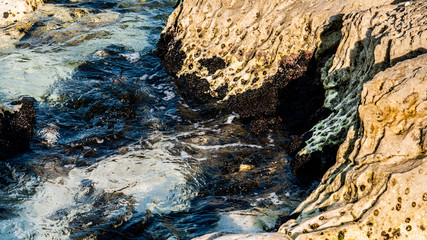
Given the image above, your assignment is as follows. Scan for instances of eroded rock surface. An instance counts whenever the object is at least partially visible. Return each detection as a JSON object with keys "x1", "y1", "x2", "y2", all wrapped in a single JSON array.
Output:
[
  {"x1": 0, "y1": 0, "x2": 43, "y2": 27},
  {"x1": 158, "y1": 0, "x2": 395, "y2": 126},
  {"x1": 279, "y1": 54, "x2": 427, "y2": 239},
  {"x1": 0, "y1": 97, "x2": 36, "y2": 160},
  {"x1": 305, "y1": 1, "x2": 427, "y2": 153}
]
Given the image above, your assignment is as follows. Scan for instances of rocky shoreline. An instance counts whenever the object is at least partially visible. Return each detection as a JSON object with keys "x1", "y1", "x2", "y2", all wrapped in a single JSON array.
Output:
[
  {"x1": 0, "y1": 0, "x2": 425, "y2": 238},
  {"x1": 159, "y1": 0, "x2": 426, "y2": 239}
]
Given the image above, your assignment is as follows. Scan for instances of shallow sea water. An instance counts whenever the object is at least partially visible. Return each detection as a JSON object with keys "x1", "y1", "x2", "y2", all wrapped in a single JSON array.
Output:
[{"x1": 0, "y1": 1, "x2": 314, "y2": 239}]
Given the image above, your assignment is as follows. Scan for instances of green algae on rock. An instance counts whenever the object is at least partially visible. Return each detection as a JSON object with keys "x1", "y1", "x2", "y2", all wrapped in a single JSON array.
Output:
[
  {"x1": 279, "y1": 53, "x2": 427, "y2": 240},
  {"x1": 304, "y1": 1, "x2": 427, "y2": 154}
]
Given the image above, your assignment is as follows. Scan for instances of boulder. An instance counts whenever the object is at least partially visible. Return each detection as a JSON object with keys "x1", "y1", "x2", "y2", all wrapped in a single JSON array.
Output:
[
  {"x1": 279, "y1": 53, "x2": 427, "y2": 239},
  {"x1": 0, "y1": 97, "x2": 36, "y2": 160},
  {"x1": 158, "y1": 0, "x2": 396, "y2": 131},
  {"x1": 0, "y1": 0, "x2": 43, "y2": 27}
]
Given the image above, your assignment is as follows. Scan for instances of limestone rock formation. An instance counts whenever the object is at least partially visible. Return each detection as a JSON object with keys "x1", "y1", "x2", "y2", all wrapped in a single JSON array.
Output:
[
  {"x1": 0, "y1": 0, "x2": 43, "y2": 27},
  {"x1": 279, "y1": 53, "x2": 427, "y2": 239},
  {"x1": 291, "y1": 0, "x2": 427, "y2": 180},
  {"x1": 305, "y1": 0, "x2": 427, "y2": 153},
  {"x1": 158, "y1": 0, "x2": 395, "y2": 127},
  {"x1": 0, "y1": 97, "x2": 36, "y2": 160}
]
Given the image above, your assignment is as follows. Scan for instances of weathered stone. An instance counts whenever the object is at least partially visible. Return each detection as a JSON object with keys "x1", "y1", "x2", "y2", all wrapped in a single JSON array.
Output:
[
  {"x1": 305, "y1": 1, "x2": 427, "y2": 153},
  {"x1": 0, "y1": 97, "x2": 36, "y2": 160},
  {"x1": 158, "y1": 0, "x2": 396, "y2": 126},
  {"x1": 0, "y1": 0, "x2": 42, "y2": 27},
  {"x1": 279, "y1": 54, "x2": 427, "y2": 239}
]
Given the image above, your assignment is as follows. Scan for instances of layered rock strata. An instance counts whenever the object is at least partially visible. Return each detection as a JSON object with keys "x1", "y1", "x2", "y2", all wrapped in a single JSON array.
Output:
[
  {"x1": 293, "y1": 0, "x2": 427, "y2": 180},
  {"x1": 0, "y1": 97, "x2": 36, "y2": 160},
  {"x1": 158, "y1": 0, "x2": 396, "y2": 132},
  {"x1": 279, "y1": 53, "x2": 427, "y2": 240}
]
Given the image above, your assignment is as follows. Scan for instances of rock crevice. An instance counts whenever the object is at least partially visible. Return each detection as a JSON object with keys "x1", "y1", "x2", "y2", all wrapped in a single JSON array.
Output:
[{"x1": 279, "y1": 53, "x2": 427, "y2": 239}]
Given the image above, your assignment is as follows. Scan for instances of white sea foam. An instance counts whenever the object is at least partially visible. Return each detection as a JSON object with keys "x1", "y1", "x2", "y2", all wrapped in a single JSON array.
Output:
[
  {"x1": 0, "y1": 135, "x2": 197, "y2": 239},
  {"x1": 38, "y1": 123, "x2": 60, "y2": 146},
  {"x1": 225, "y1": 113, "x2": 238, "y2": 124},
  {"x1": 254, "y1": 192, "x2": 285, "y2": 205},
  {"x1": 0, "y1": 11, "x2": 150, "y2": 100},
  {"x1": 120, "y1": 52, "x2": 141, "y2": 63},
  {"x1": 215, "y1": 208, "x2": 279, "y2": 233}
]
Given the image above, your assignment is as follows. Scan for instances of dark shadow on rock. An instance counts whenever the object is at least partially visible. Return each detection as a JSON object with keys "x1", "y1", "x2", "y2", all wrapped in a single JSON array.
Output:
[
  {"x1": 0, "y1": 97, "x2": 36, "y2": 160},
  {"x1": 289, "y1": 40, "x2": 427, "y2": 182}
]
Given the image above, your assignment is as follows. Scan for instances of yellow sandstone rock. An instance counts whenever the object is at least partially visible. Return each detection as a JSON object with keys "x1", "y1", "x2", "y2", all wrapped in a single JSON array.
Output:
[
  {"x1": 305, "y1": 1, "x2": 427, "y2": 153},
  {"x1": 162, "y1": 0, "x2": 395, "y2": 101},
  {"x1": 0, "y1": 0, "x2": 43, "y2": 27},
  {"x1": 279, "y1": 53, "x2": 427, "y2": 240}
]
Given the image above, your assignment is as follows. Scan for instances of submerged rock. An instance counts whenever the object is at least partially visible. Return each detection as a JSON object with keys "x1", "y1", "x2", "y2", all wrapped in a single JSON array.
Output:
[
  {"x1": 0, "y1": 2, "x2": 119, "y2": 50},
  {"x1": 0, "y1": 97, "x2": 36, "y2": 160},
  {"x1": 279, "y1": 53, "x2": 427, "y2": 239}
]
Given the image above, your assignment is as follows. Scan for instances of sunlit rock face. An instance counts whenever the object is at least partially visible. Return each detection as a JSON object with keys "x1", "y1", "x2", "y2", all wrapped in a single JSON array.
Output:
[
  {"x1": 291, "y1": 0, "x2": 427, "y2": 180},
  {"x1": 0, "y1": 0, "x2": 43, "y2": 27},
  {"x1": 305, "y1": 1, "x2": 427, "y2": 153},
  {"x1": 279, "y1": 53, "x2": 427, "y2": 239},
  {"x1": 161, "y1": 0, "x2": 427, "y2": 239},
  {"x1": 158, "y1": 0, "x2": 395, "y2": 125}
]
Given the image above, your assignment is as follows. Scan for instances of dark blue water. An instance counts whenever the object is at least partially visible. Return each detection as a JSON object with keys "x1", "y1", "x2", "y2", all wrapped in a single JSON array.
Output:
[{"x1": 0, "y1": 1, "x2": 313, "y2": 239}]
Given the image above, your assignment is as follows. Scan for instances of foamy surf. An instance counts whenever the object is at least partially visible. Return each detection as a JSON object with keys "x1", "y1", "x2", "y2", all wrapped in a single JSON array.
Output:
[
  {"x1": 0, "y1": 7, "x2": 150, "y2": 100},
  {"x1": 0, "y1": 135, "x2": 198, "y2": 239}
]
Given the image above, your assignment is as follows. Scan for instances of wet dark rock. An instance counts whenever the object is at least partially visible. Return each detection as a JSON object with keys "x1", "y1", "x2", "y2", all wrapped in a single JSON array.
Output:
[
  {"x1": 290, "y1": 144, "x2": 338, "y2": 183},
  {"x1": 0, "y1": 97, "x2": 36, "y2": 160},
  {"x1": 157, "y1": 32, "x2": 185, "y2": 76},
  {"x1": 159, "y1": 32, "x2": 327, "y2": 137},
  {"x1": 199, "y1": 57, "x2": 227, "y2": 74}
]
